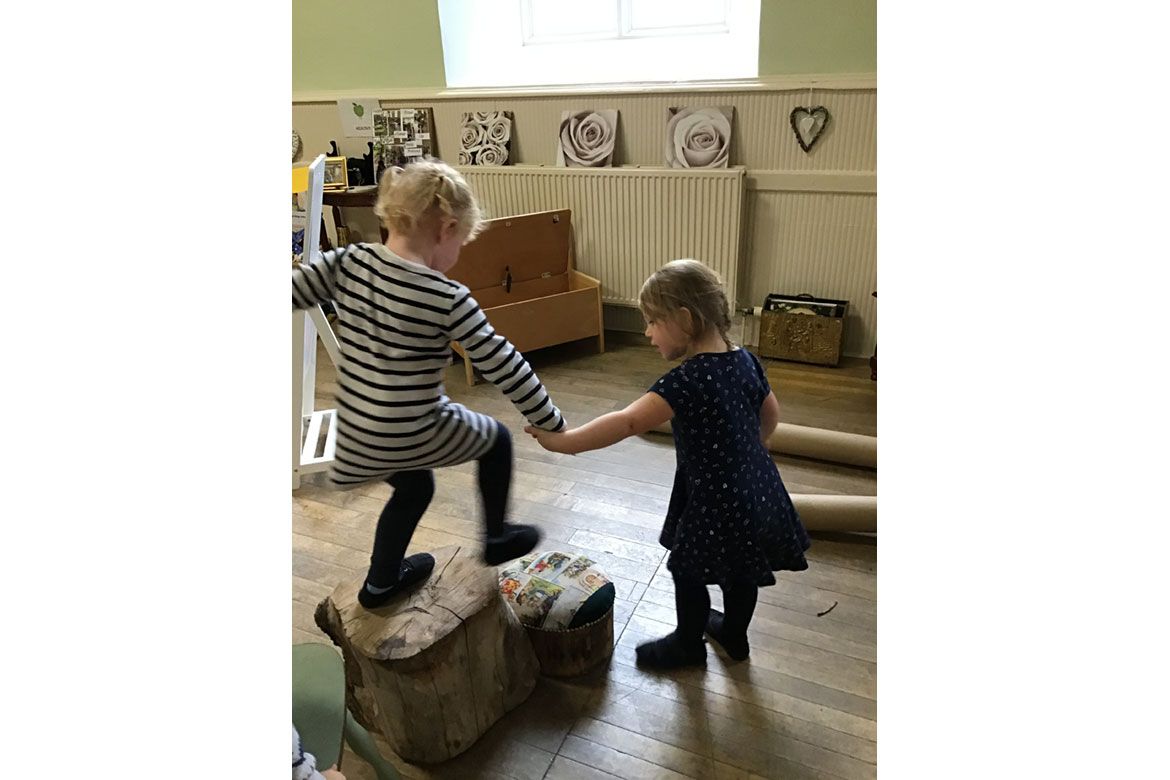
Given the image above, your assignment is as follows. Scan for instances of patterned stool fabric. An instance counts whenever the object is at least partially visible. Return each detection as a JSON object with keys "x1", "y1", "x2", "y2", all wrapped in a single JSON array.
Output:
[{"x1": 499, "y1": 551, "x2": 615, "y2": 630}]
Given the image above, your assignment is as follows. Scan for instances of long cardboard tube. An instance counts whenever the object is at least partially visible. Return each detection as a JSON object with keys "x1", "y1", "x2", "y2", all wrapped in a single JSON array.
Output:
[
  {"x1": 791, "y1": 494, "x2": 876, "y2": 533},
  {"x1": 651, "y1": 422, "x2": 877, "y2": 469}
]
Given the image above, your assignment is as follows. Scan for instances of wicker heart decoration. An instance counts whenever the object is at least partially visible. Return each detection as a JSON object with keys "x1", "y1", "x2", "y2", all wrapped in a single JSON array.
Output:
[{"x1": 789, "y1": 106, "x2": 831, "y2": 153}]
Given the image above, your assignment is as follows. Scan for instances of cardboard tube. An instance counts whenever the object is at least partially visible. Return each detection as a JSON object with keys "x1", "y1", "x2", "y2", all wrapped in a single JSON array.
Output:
[
  {"x1": 791, "y1": 494, "x2": 876, "y2": 533},
  {"x1": 651, "y1": 422, "x2": 877, "y2": 469}
]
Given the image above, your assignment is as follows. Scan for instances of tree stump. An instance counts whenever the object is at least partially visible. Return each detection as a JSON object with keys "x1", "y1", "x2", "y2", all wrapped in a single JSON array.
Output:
[{"x1": 314, "y1": 545, "x2": 539, "y2": 764}]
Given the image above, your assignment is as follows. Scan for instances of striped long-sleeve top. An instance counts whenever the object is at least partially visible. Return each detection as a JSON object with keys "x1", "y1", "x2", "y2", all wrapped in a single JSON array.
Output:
[{"x1": 292, "y1": 242, "x2": 566, "y2": 487}]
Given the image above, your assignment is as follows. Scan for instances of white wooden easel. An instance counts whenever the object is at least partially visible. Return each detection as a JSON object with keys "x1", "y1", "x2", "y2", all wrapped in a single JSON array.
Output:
[{"x1": 292, "y1": 154, "x2": 343, "y2": 489}]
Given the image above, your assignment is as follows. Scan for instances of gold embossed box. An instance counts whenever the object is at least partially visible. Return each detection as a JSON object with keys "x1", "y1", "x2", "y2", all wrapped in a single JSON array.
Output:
[{"x1": 757, "y1": 293, "x2": 848, "y2": 366}]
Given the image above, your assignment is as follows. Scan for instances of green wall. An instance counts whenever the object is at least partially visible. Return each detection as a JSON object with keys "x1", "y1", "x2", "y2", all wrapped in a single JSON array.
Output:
[
  {"x1": 758, "y1": 0, "x2": 876, "y2": 76},
  {"x1": 292, "y1": 0, "x2": 874, "y2": 93},
  {"x1": 292, "y1": 0, "x2": 446, "y2": 92}
]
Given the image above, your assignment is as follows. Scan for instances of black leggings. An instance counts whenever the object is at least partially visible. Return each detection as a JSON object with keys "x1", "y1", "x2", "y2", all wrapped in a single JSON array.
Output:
[
  {"x1": 365, "y1": 420, "x2": 513, "y2": 588},
  {"x1": 672, "y1": 570, "x2": 759, "y2": 646}
]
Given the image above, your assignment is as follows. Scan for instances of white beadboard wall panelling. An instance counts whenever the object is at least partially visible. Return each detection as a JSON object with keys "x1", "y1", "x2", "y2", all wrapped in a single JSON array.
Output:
[
  {"x1": 458, "y1": 166, "x2": 745, "y2": 307},
  {"x1": 748, "y1": 171, "x2": 875, "y2": 194},
  {"x1": 292, "y1": 85, "x2": 875, "y2": 173},
  {"x1": 369, "y1": 90, "x2": 875, "y2": 171},
  {"x1": 745, "y1": 190, "x2": 877, "y2": 357}
]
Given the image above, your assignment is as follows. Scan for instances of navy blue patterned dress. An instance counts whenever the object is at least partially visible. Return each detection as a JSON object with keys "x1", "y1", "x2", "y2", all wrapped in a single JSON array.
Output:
[{"x1": 650, "y1": 348, "x2": 810, "y2": 586}]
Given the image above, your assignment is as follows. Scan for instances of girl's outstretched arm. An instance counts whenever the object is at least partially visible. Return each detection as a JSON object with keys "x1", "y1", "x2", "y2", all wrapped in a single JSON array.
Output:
[
  {"x1": 760, "y1": 390, "x2": 780, "y2": 444},
  {"x1": 292, "y1": 246, "x2": 346, "y2": 310},
  {"x1": 526, "y1": 392, "x2": 673, "y2": 455},
  {"x1": 444, "y1": 287, "x2": 566, "y2": 432}
]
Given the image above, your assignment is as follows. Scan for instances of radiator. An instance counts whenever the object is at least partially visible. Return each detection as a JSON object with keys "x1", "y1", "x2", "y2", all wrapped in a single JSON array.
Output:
[{"x1": 457, "y1": 166, "x2": 746, "y2": 306}]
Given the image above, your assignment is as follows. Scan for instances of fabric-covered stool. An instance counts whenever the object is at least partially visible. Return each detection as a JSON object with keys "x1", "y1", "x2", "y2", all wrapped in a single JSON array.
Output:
[{"x1": 499, "y1": 551, "x2": 616, "y2": 676}]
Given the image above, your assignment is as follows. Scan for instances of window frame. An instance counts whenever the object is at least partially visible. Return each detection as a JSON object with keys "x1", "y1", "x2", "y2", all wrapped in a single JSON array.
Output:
[
  {"x1": 519, "y1": 0, "x2": 732, "y2": 46},
  {"x1": 437, "y1": 0, "x2": 759, "y2": 89}
]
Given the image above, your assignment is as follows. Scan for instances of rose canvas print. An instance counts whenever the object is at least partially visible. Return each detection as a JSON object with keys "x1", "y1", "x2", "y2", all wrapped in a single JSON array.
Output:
[
  {"x1": 664, "y1": 106, "x2": 733, "y2": 168},
  {"x1": 460, "y1": 110, "x2": 513, "y2": 165},
  {"x1": 557, "y1": 109, "x2": 618, "y2": 167}
]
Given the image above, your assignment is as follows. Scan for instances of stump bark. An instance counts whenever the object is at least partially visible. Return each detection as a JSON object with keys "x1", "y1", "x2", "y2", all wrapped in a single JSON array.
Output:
[{"x1": 314, "y1": 545, "x2": 539, "y2": 764}]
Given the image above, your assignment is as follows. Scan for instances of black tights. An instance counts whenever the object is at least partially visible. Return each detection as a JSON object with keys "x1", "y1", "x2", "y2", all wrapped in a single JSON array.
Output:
[
  {"x1": 672, "y1": 570, "x2": 759, "y2": 647},
  {"x1": 366, "y1": 421, "x2": 513, "y2": 588}
]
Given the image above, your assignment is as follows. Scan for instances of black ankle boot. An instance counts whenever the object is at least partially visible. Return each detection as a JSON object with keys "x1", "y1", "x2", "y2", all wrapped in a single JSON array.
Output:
[
  {"x1": 357, "y1": 552, "x2": 436, "y2": 609},
  {"x1": 704, "y1": 609, "x2": 750, "y2": 661},
  {"x1": 483, "y1": 523, "x2": 541, "y2": 565},
  {"x1": 635, "y1": 633, "x2": 707, "y2": 670}
]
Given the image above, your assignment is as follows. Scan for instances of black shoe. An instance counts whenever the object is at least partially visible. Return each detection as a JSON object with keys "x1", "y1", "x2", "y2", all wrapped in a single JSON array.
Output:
[
  {"x1": 704, "y1": 609, "x2": 750, "y2": 661},
  {"x1": 357, "y1": 552, "x2": 436, "y2": 609},
  {"x1": 483, "y1": 523, "x2": 541, "y2": 566},
  {"x1": 634, "y1": 633, "x2": 707, "y2": 670}
]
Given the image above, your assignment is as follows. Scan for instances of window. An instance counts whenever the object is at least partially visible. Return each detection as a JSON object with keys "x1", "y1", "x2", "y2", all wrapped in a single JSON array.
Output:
[{"x1": 437, "y1": 0, "x2": 760, "y2": 89}]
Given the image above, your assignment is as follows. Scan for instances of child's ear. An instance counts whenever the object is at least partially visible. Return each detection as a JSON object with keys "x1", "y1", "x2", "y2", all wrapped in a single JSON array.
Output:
[
  {"x1": 676, "y1": 307, "x2": 695, "y2": 334},
  {"x1": 441, "y1": 217, "x2": 462, "y2": 242}
]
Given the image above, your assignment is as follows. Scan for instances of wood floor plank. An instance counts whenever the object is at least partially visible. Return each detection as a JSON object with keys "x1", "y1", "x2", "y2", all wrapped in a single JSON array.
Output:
[
  {"x1": 397, "y1": 737, "x2": 555, "y2": 780},
  {"x1": 581, "y1": 691, "x2": 840, "y2": 780},
  {"x1": 570, "y1": 718, "x2": 750, "y2": 780},
  {"x1": 292, "y1": 574, "x2": 332, "y2": 606},
  {"x1": 513, "y1": 457, "x2": 674, "y2": 501},
  {"x1": 558, "y1": 734, "x2": 693, "y2": 780},
  {"x1": 501, "y1": 677, "x2": 598, "y2": 755},
  {"x1": 293, "y1": 627, "x2": 321, "y2": 646},
  {"x1": 294, "y1": 481, "x2": 389, "y2": 515},
  {"x1": 569, "y1": 529, "x2": 667, "y2": 566},
  {"x1": 616, "y1": 626, "x2": 877, "y2": 720},
  {"x1": 292, "y1": 599, "x2": 328, "y2": 641},
  {"x1": 773, "y1": 456, "x2": 878, "y2": 496},
  {"x1": 292, "y1": 551, "x2": 359, "y2": 589},
  {"x1": 545, "y1": 755, "x2": 622, "y2": 780},
  {"x1": 617, "y1": 687, "x2": 875, "y2": 779},
  {"x1": 776, "y1": 565, "x2": 877, "y2": 601},
  {"x1": 604, "y1": 649, "x2": 877, "y2": 743},
  {"x1": 804, "y1": 537, "x2": 877, "y2": 573},
  {"x1": 565, "y1": 480, "x2": 671, "y2": 515},
  {"x1": 597, "y1": 661, "x2": 877, "y2": 764}
]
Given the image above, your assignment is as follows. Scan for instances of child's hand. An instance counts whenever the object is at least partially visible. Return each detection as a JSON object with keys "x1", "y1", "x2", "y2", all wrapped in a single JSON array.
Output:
[
  {"x1": 322, "y1": 767, "x2": 346, "y2": 780},
  {"x1": 524, "y1": 425, "x2": 573, "y2": 454}
]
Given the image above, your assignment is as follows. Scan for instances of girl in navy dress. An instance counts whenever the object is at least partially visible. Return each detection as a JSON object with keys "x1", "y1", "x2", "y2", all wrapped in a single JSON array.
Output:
[{"x1": 526, "y1": 259, "x2": 810, "y2": 669}]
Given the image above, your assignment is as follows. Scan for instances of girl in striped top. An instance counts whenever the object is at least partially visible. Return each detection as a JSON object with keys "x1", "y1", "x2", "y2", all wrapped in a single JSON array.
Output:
[{"x1": 292, "y1": 159, "x2": 566, "y2": 609}]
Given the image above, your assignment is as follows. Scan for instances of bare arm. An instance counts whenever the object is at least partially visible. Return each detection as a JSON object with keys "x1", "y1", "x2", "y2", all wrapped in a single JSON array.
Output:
[
  {"x1": 759, "y1": 390, "x2": 780, "y2": 444},
  {"x1": 526, "y1": 392, "x2": 673, "y2": 455}
]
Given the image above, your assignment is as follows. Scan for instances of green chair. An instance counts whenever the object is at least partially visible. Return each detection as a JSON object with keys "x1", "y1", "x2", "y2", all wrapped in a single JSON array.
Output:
[{"x1": 292, "y1": 643, "x2": 401, "y2": 780}]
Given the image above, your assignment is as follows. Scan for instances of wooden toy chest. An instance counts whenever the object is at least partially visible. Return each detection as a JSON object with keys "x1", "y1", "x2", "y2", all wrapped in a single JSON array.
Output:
[{"x1": 447, "y1": 208, "x2": 604, "y2": 385}]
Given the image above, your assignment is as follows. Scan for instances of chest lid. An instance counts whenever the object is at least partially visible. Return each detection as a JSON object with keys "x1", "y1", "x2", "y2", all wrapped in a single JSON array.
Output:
[{"x1": 449, "y1": 208, "x2": 573, "y2": 292}]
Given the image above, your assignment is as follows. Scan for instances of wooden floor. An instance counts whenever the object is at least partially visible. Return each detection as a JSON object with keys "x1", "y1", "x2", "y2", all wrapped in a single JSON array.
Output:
[{"x1": 293, "y1": 333, "x2": 877, "y2": 780}]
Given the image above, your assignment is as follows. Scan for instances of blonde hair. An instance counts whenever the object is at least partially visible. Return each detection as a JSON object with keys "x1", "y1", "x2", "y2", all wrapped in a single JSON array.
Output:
[
  {"x1": 639, "y1": 259, "x2": 734, "y2": 349},
  {"x1": 373, "y1": 158, "x2": 485, "y2": 241}
]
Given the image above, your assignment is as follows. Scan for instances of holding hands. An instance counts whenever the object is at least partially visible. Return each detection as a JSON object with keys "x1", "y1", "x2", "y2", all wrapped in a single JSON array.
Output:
[
  {"x1": 525, "y1": 393, "x2": 673, "y2": 456},
  {"x1": 524, "y1": 425, "x2": 574, "y2": 454}
]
